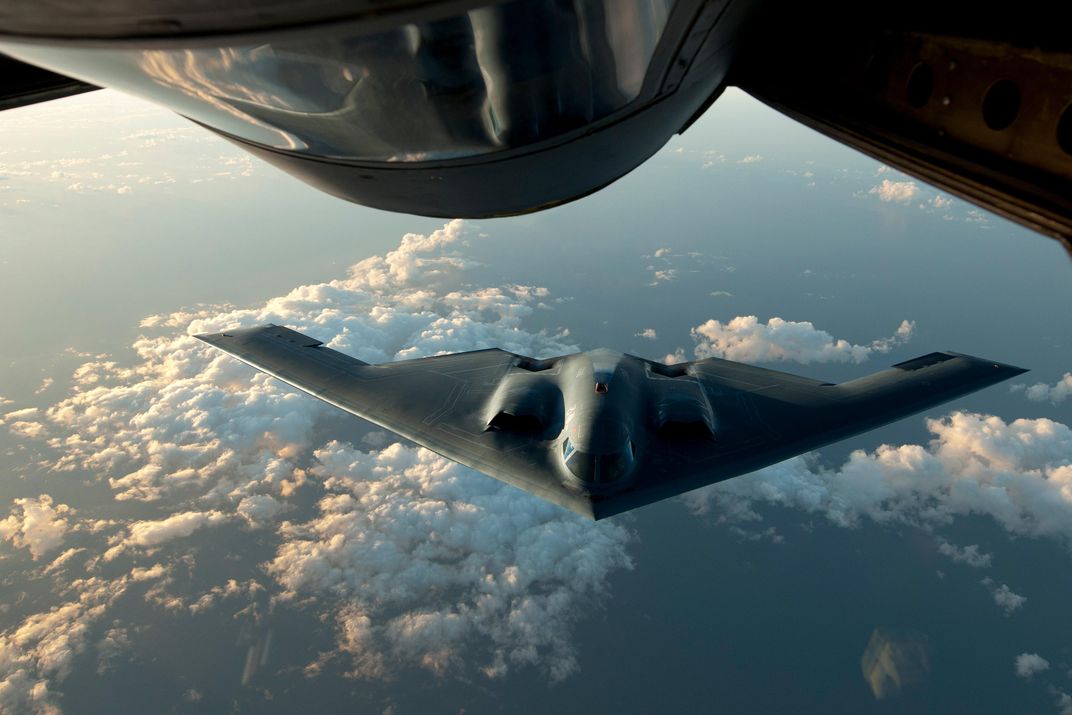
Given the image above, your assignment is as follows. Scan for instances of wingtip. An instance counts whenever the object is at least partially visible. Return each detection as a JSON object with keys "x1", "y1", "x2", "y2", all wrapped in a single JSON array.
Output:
[
  {"x1": 984, "y1": 359, "x2": 1029, "y2": 378},
  {"x1": 193, "y1": 324, "x2": 283, "y2": 347},
  {"x1": 942, "y1": 352, "x2": 1029, "y2": 379}
]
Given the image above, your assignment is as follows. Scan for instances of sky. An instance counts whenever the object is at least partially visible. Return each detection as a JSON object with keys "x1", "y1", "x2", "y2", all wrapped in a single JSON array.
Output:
[{"x1": 0, "y1": 86, "x2": 1071, "y2": 714}]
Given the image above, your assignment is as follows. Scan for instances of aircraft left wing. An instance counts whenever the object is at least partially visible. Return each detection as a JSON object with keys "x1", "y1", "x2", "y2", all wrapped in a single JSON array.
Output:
[{"x1": 195, "y1": 325, "x2": 594, "y2": 516}]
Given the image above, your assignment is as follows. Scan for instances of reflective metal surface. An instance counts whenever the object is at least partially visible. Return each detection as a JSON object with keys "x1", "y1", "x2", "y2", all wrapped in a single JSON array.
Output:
[{"x1": 1, "y1": 0, "x2": 674, "y2": 162}]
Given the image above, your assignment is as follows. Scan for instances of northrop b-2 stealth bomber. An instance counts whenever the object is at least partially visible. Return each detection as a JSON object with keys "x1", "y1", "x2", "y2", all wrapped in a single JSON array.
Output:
[{"x1": 197, "y1": 325, "x2": 1025, "y2": 519}]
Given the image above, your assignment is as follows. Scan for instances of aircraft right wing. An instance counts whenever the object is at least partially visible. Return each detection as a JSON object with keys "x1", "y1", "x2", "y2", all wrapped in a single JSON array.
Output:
[{"x1": 593, "y1": 351, "x2": 1027, "y2": 518}]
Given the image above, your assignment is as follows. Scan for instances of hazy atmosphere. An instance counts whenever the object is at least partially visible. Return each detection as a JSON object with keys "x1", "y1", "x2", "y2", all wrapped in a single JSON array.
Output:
[{"x1": 1, "y1": 88, "x2": 1071, "y2": 714}]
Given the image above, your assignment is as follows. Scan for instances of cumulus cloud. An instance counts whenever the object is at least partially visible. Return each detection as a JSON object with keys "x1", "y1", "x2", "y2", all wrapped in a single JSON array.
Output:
[
  {"x1": 188, "y1": 579, "x2": 265, "y2": 616},
  {"x1": 126, "y1": 511, "x2": 227, "y2": 548},
  {"x1": 1015, "y1": 652, "x2": 1050, "y2": 678},
  {"x1": 344, "y1": 219, "x2": 472, "y2": 292},
  {"x1": 635, "y1": 329, "x2": 658, "y2": 340},
  {"x1": 236, "y1": 495, "x2": 283, "y2": 525},
  {"x1": 1012, "y1": 373, "x2": 1072, "y2": 405},
  {"x1": 268, "y1": 441, "x2": 633, "y2": 681},
  {"x1": 1054, "y1": 689, "x2": 1072, "y2": 715},
  {"x1": 870, "y1": 179, "x2": 919, "y2": 203},
  {"x1": 684, "y1": 316, "x2": 914, "y2": 364},
  {"x1": 0, "y1": 569, "x2": 164, "y2": 714},
  {"x1": 42, "y1": 548, "x2": 86, "y2": 576},
  {"x1": 0, "y1": 496, "x2": 72, "y2": 560},
  {"x1": 737, "y1": 154, "x2": 764, "y2": 164},
  {"x1": 95, "y1": 626, "x2": 132, "y2": 674},
  {"x1": 684, "y1": 412, "x2": 1072, "y2": 553},
  {"x1": 935, "y1": 539, "x2": 991, "y2": 568},
  {"x1": 983, "y1": 578, "x2": 1026, "y2": 615},
  {"x1": 104, "y1": 511, "x2": 229, "y2": 560}
]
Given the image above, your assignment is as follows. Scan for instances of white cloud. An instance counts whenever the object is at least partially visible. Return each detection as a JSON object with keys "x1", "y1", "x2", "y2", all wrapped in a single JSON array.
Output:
[
  {"x1": 935, "y1": 539, "x2": 991, "y2": 568},
  {"x1": 662, "y1": 347, "x2": 687, "y2": 365},
  {"x1": 1012, "y1": 373, "x2": 1072, "y2": 405},
  {"x1": 33, "y1": 379, "x2": 54, "y2": 395},
  {"x1": 684, "y1": 412, "x2": 1072, "y2": 550},
  {"x1": 188, "y1": 579, "x2": 265, "y2": 615},
  {"x1": 649, "y1": 269, "x2": 677, "y2": 285},
  {"x1": 104, "y1": 511, "x2": 228, "y2": 560},
  {"x1": 635, "y1": 329, "x2": 657, "y2": 340},
  {"x1": 236, "y1": 495, "x2": 283, "y2": 525},
  {"x1": 1054, "y1": 689, "x2": 1072, "y2": 715},
  {"x1": 983, "y1": 578, "x2": 1026, "y2": 615},
  {"x1": 344, "y1": 219, "x2": 471, "y2": 292},
  {"x1": 42, "y1": 548, "x2": 86, "y2": 576},
  {"x1": 0, "y1": 555, "x2": 172, "y2": 711},
  {"x1": 686, "y1": 316, "x2": 914, "y2": 364},
  {"x1": 95, "y1": 626, "x2": 131, "y2": 674},
  {"x1": 0, "y1": 576, "x2": 129, "y2": 713},
  {"x1": 737, "y1": 154, "x2": 764, "y2": 164},
  {"x1": 0, "y1": 496, "x2": 72, "y2": 560},
  {"x1": 1015, "y1": 652, "x2": 1050, "y2": 678},
  {"x1": 653, "y1": 248, "x2": 671, "y2": 258},
  {"x1": 267, "y1": 441, "x2": 633, "y2": 681},
  {"x1": 869, "y1": 179, "x2": 919, "y2": 203}
]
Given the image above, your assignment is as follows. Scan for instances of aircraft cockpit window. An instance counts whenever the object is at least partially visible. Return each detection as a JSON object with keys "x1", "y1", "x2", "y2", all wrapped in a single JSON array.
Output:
[{"x1": 562, "y1": 437, "x2": 576, "y2": 461}]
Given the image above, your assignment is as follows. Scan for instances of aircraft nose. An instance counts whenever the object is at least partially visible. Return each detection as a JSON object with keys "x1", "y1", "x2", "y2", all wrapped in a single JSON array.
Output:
[{"x1": 561, "y1": 436, "x2": 635, "y2": 487}]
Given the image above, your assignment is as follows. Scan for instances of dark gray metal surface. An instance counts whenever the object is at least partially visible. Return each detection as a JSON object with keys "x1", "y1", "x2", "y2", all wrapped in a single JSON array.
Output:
[{"x1": 197, "y1": 325, "x2": 1026, "y2": 520}]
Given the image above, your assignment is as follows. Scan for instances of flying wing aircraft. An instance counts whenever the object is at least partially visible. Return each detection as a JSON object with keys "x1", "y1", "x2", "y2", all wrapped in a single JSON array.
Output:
[
  {"x1": 0, "y1": 0, "x2": 1070, "y2": 253},
  {"x1": 196, "y1": 325, "x2": 1026, "y2": 519}
]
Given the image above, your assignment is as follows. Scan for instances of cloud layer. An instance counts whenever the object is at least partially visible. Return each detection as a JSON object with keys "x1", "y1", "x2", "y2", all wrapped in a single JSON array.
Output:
[
  {"x1": 1, "y1": 220, "x2": 634, "y2": 704},
  {"x1": 679, "y1": 315, "x2": 914, "y2": 364},
  {"x1": 270, "y1": 441, "x2": 632, "y2": 680},
  {"x1": 1, "y1": 217, "x2": 1069, "y2": 711},
  {"x1": 685, "y1": 411, "x2": 1072, "y2": 548}
]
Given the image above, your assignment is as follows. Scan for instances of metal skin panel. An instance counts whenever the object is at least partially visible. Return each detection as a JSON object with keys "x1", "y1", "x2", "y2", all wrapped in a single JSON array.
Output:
[{"x1": 197, "y1": 325, "x2": 1026, "y2": 520}]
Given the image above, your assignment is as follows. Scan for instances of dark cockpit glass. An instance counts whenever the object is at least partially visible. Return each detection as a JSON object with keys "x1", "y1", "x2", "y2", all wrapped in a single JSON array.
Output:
[
  {"x1": 1, "y1": 0, "x2": 675, "y2": 162},
  {"x1": 562, "y1": 437, "x2": 634, "y2": 485}
]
